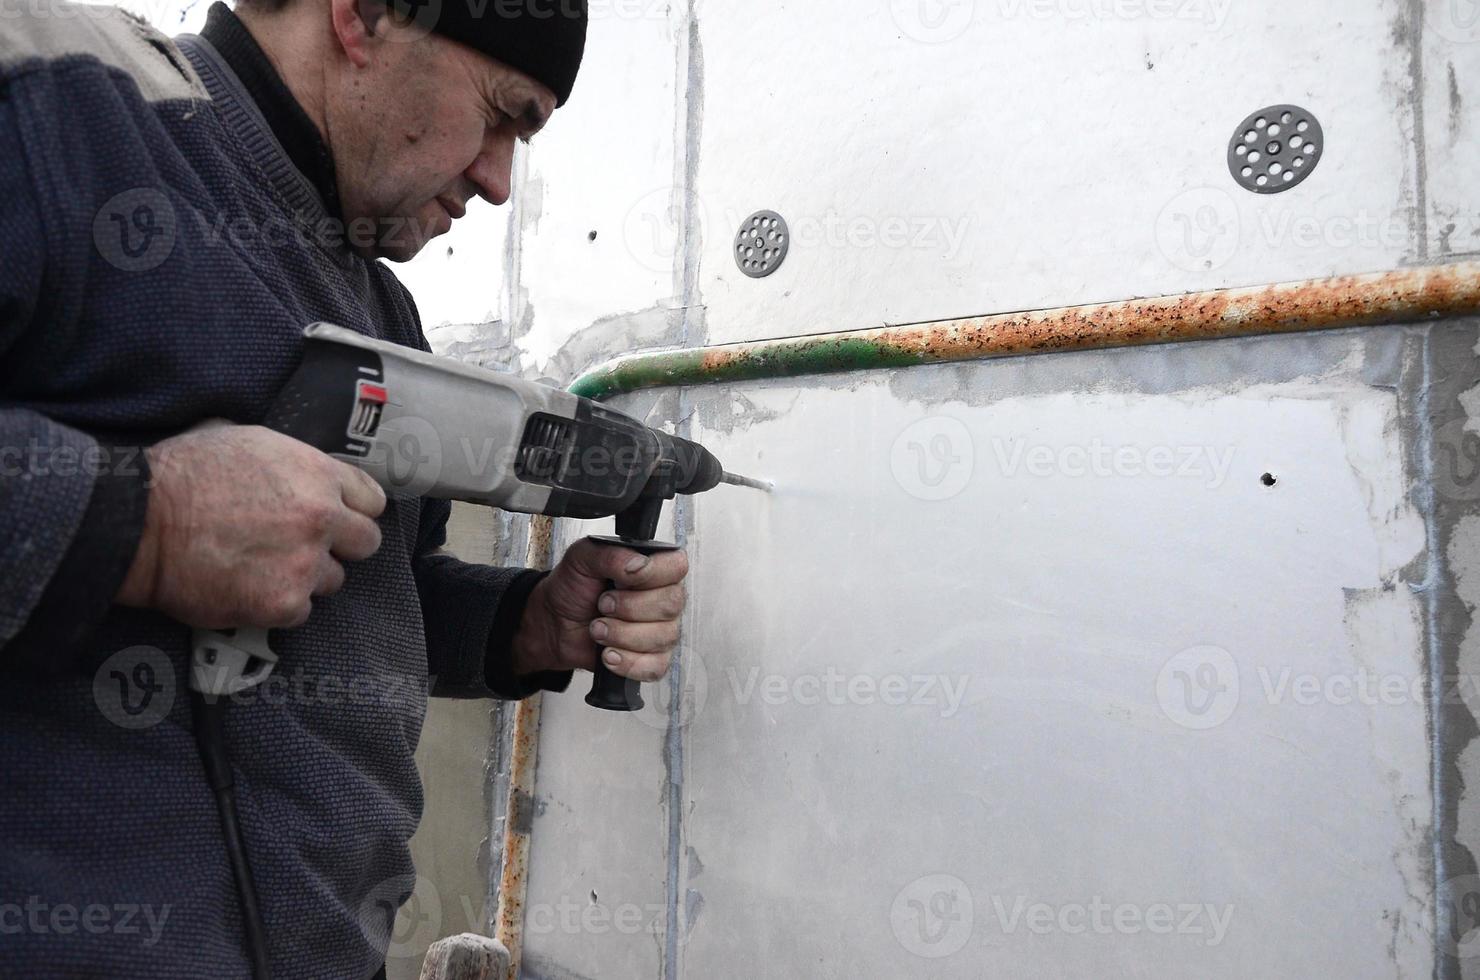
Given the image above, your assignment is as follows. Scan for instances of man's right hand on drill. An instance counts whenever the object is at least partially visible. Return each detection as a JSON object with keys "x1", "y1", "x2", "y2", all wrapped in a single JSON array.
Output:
[{"x1": 114, "y1": 424, "x2": 387, "y2": 630}]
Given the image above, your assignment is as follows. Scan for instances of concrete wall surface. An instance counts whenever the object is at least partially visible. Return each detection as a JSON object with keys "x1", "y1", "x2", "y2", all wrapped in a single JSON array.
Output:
[{"x1": 529, "y1": 323, "x2": 1480, "y2": 978}]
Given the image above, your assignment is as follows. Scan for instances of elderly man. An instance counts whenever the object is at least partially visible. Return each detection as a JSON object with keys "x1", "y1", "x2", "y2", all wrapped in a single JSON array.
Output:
[{"x1": 0, "y1": 0, "x2": 687, "y2": 975}]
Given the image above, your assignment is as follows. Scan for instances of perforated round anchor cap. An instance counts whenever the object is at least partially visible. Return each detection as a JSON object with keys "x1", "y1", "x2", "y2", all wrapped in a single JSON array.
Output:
[
  {"x1": 1228, "y1": 105, "x2": 1323, "y2": 194},
  {"x1": 734, "y1": 211, "x2": 789, "y2": 278}
]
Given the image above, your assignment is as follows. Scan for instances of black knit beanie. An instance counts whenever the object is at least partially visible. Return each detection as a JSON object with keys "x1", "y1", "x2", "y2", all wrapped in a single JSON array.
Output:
[{"x1": 395, "y1": 0, "x2": 588, "y2": 106}]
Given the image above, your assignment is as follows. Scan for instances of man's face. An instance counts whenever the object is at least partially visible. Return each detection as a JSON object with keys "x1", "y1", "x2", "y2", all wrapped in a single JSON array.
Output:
[{"x1": 325, "y1": 20, "x2": 558, "y2": 262}]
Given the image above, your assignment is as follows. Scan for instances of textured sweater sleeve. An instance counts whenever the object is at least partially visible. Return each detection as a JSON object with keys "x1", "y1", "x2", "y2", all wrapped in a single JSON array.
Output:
[
  {"x1": 411, "y1": 463, "x2": 573, "y2": 702},
  {"x1": 0, "y1": 99, "x2": 152, "y2": 664}
]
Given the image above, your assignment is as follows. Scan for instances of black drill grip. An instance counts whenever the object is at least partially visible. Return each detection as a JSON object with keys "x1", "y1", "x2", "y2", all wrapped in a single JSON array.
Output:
[
  {"x1": 585, "y1": 573, "x2": 643, "y2": 712},
  {"x1": 584, "y1": 536, "x2": 680, "y2": 712}
]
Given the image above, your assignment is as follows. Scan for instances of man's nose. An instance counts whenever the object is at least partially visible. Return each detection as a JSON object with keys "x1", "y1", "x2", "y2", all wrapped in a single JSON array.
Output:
[{"x1": 467, "y1": 133, "x2": 516, "y2": 207}]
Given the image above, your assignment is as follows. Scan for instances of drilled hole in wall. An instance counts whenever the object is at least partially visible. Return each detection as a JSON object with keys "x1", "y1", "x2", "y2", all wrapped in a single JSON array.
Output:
[{"x1": 1261, "y1": 473, "x2": 1278, "y2": 487}]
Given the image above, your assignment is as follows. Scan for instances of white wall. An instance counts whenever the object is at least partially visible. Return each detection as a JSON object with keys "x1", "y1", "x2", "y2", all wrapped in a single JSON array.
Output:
[{"x1": 513, "y1": 2, "x2": 1480, "y2": 979}]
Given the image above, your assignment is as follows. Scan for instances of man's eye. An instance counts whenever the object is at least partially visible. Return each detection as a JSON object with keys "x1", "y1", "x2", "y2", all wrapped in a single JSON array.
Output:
[{"x1": 490, "y1": 110, "x2": 534, "y2": 145}]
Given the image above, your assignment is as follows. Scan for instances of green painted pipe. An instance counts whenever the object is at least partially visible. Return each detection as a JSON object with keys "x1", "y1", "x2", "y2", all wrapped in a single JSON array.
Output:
[{"x1": 566, "y1": 261, "x2": 1480, "y2": 402}]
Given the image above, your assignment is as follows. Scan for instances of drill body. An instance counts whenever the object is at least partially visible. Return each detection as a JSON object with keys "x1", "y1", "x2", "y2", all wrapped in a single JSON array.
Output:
[{"x1": 265, "y1": 323, "x2": 724, "y2": 529}]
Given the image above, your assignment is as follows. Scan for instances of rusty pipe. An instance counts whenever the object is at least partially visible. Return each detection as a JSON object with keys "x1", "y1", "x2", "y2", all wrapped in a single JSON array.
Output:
[
  {"x1": 569, "y1": 261, "x2": 1480, "y2": 400},
  {"x1": 493, "y1": 515, "x2": 553, "y2": 980}
]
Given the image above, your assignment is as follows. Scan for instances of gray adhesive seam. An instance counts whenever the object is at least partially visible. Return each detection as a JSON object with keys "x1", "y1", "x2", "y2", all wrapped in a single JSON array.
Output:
[
  {"x1": 1405, "y1": 0, "x2": 1430, "y2": 261},
  {"x1": 666, "y1": 5, "x2": 703, "y2": 977},
  {"x1": 1416, "y1": 327, "x2": 1450, "y2": 976}
]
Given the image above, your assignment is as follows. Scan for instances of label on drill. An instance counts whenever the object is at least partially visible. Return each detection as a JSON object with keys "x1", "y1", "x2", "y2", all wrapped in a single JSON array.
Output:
[{"x1": 349, "y1": 380, "x2": 387, "y2": 442}]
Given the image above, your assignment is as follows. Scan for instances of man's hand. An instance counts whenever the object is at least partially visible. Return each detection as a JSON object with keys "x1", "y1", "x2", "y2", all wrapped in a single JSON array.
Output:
[
  {"x1": 116, "y1": 424, "x2": 387, "y2": 629},
  {"x1": 511, "y1": 538, "x2": 689, "y2": 683}
]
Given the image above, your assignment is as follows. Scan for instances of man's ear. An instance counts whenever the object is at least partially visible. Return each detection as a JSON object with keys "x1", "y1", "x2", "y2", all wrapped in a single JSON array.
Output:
[{"x1": 329, "y1": 0, "x2": 383, "y2": 69}]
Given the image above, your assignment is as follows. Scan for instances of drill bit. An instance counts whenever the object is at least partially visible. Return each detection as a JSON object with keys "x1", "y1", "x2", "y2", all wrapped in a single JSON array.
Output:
[{"x1": 721, "y1": 471, "x2": 774, "y2": 493}]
